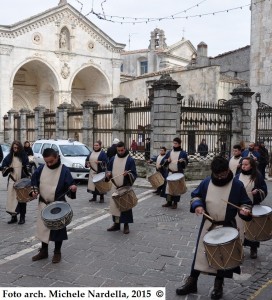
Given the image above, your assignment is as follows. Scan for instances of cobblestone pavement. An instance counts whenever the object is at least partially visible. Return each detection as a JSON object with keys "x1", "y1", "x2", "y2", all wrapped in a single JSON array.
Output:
[{"x1": 0, "y1": 176, "x2": 271, "y2": 300}]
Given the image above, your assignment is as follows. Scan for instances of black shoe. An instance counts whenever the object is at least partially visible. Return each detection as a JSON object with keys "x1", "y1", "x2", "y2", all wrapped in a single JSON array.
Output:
[
  {"x1": 172, "y1": 203, "x2": 177, "y2": 209},
  {"x1": 99, "y1": 196, "x2": 104, "y2": 203},
  {"x1": 8, "y1": 215, "x2": 18, "y2": 224},
  {"x1": 162, "y1": 202, "x2": 172, "y2": 207},
  {"x1": 123, "y1": 223, "x2": 130, "y2": 234},
  {"x1": 176, "y1": 276, "x2": 198, "y2": 295},
  {"x1": 152, "y1": 190, "x2": 158, "y2": 194},
  {"x1": 250, "y1": 247, "x2": 258, "y2": 259},
  {"x1": 32, "y1": 249, "x2": 48, "y2": 261},
  {"x1": 211, "y1": 278, "x2": 224, "y2": 299},
  {"x1": 107, "y1": 223, "x2": 120, "y2": 231},
  {"x1": 18, "y1": 218, "x2": 25, "y2": 225},
  {"x1": 89, "y1": 198, "x2": 97, "y2": 202}
]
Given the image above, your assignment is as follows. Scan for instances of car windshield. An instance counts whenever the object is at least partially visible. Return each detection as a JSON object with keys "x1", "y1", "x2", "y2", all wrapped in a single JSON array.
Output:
[{"x1": 59, "y1": 145, "x2": 90, "y2": 156}]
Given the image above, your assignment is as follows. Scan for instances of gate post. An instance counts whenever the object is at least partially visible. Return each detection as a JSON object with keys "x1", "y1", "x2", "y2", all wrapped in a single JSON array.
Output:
[
  {"x1": 229, "y1": 84, "x2": 254, "y2": 146},
  {"x1": 34, "y1": 105, "x2": 46, "y2": 140},
  {"x1": 7, "y1": 109, "x2": 16, "y2": 143},
  {"x1": 19, "y1": 108, "x2": 30, "y2": 143},
  {"x1": 81, "y1": 100, "x2": 98, "y2": 147},
  {"x1": 111, "y1": 95, "x2": 131, "y2": 143},
  {"x1": 151, "y1": 74, "x2": 180, "y2": 153},
  {"x1": 56, "y1": 102, "x2": 72, "y2": 140}
]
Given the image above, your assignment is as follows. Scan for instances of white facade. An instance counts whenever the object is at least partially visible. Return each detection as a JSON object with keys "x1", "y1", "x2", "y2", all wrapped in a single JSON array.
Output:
[{"x1": 0, "y1": 2, "x2": 125, "y2": 139}]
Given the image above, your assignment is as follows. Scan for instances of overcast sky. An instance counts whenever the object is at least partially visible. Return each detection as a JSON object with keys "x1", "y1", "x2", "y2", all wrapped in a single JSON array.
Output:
[{"x1": 0, "y1": 0, "x2": 251, "y2": 57}]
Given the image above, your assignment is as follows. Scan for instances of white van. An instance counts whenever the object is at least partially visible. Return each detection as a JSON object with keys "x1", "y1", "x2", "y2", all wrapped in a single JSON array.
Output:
[{"x1": 32, "y1": 139, "x2": 90, "y2": 180}]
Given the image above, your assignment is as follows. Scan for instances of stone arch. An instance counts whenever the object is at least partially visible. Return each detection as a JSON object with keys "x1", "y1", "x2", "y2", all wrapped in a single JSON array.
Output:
[
  {"x1": 69, "y1": 64, "x2": 111, "y2": 106},
  {"x1": 11, "y1": 59, "x2": 60, "y2": 110}
]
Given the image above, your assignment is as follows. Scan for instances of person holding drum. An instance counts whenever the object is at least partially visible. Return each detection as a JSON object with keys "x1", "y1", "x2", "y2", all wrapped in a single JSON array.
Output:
[
  {"x1": 2, "y1": 140, "x2": 30, "y2": 225},
  {"x1": 176, "y1": 156, "x2": 252, "y2": 299},
  {"x1": 106, "y1": 141, "x2": 137, "y2": 234},
  {"x1": 85, "y1": 140, "x2": 108, "y2": 203},
  {"x1": 161, "y1": 137, "x2": 188, "y2": 209},
  {"x1": 30, "y1": 148, "x2": 77, "y2": 263},
  {"x1": 237, "y1": 157, "x2": 267, "y2": 259},
  {"x1": 229, "y1": 144, "x2": 243, "y2": 175}
]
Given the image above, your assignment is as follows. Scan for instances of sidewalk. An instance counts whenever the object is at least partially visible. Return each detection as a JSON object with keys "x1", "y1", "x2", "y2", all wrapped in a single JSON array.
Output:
[{"x1": 0, "y1": 178, "x2": 271, "y2": 300}]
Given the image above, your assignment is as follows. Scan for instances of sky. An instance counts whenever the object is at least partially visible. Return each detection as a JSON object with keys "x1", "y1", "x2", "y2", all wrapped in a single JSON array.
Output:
[{"x1": 0, "y1": 0, "x2": 252, "y2": 57}]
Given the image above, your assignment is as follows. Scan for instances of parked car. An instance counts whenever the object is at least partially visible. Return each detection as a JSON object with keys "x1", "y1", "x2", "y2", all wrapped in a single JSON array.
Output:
[{"x1": 32, "y1": 139, "x2": 91, "y2": 180}]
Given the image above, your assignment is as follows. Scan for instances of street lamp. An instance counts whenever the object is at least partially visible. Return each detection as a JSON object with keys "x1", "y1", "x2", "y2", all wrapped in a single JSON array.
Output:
[{"x1": 255, "y1": 92, "x2": 261, "y2": 108}]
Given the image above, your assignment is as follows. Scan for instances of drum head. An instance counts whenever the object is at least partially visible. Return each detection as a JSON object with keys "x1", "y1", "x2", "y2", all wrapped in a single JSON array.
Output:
[
  {"x1": 166, "y1": 173, "x2": 184, "y2": 181},
  {"x1": 42, "y1": 201, "x2": 71, "y2": 221},
  {"x1": 14, "y1": 178, "x2": 31, "y2": 189},
  {"x1": 112, "y1": 186, "x2": 131, "y2": 197},
  {"x1": 252, "y1": 205, "x2": 272, "y2": 216},
  {"x1": 93, "y1": 172, "x2": 106, "y2": 183},
  {"x1": 203, "y1": 227, "x2": 238, "y2": 244}
]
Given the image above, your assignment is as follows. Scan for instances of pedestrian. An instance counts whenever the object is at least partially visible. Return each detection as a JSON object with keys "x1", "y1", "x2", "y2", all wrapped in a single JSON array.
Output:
[
  {"x1": 197, "y1": 139, "x2": 208, "y2": 157},
  {"x1": 237, "y1": 157, "x2": 267, "y2": 259},
  {"x1": 106, "y1": 141, "x2": 137, "y2": 234},
  {"x1": 130, "y1": 139, "x2": 137, "y2": 155},
  {"x1": 0, "y1": 144, "x2": 3, "y2": 164},
  {"x1": 148, "y1": 146, "x2": 167, "y2": 195},
  {"x1": 23, "y1": 141, "x2": 34, "y2": 156},
  {"x1": 242, "y1": 142, "x2": 260, "y2": 162},
  {"x1": 145, "y1": 138, "x2": 151, "y2": 160},
  {"x1": 229, "y1": 144, "x2": 243, "y2": 175},
  {"x1": 176, "y1": 156, "x2": 252, "y2": 299},
  {"x1": 30, "y1": 148, "x2": 77, "y2": 263},
  {"x1": 161, "y1": 137, "x2": 188, "y2": 209},
  {"x1": 106, "y1": 138, "x2": 119, "y2": 159},
  {"x1": 1, "y1": 140, "x2": 30, "y2": 225},
  {"x1": 257, "y1": 141, "x2": 269, "y2": 179},
  {"x1": 85, "y1": 140, "x2": 108, "y2": 203}
]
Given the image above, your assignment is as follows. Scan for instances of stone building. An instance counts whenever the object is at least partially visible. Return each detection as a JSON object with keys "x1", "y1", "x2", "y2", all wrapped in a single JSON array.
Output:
[{"x1": 0, "y1": 0, "x2": 124, "y2": 140}]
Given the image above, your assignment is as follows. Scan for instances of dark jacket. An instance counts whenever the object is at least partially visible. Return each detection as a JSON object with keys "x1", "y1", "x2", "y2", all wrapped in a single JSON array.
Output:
[{"x1": 107, "y1": 144, "x2": 118, "y2": 159}]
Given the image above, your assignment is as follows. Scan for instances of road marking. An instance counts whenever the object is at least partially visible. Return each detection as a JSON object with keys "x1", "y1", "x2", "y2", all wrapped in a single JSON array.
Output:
[{"x1": 0, "y1": 190, "x2": 153, "y2": 265}]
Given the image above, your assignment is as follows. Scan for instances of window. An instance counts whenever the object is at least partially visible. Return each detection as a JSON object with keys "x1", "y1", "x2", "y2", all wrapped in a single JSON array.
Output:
[
  {"x1": 140, "y1": 61, "x2": 148, "y2": 75},
  {"x1": 120, "y1": 64, "x2": 124, "y2": 72}
]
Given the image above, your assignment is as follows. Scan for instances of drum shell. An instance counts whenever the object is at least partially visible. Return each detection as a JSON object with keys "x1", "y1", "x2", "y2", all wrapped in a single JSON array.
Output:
[
  {"x1": 41, "y1": 201, "x2": 73, "y2": 230},
  {"x1": 244, "y1": 205, "x2": 272, "y2": 241},
  {"x1": 148, "y1": 172, "x2": 164, "y2": 189},
  {"x1": 203, "y1": 227, "x2": 243, "y2": 270},
  {"x1": 112, "y1": 187, "x2": 138, "y2": 212},
  {"x1": 13, "y1": 178, "x2": 35, "y2": 203},
  {"x1": 166, "y1": 173, "x2": 187, "y2": 196},
  {"x1": 93, "y1": 172, "x2": 112, "y2": 194}
]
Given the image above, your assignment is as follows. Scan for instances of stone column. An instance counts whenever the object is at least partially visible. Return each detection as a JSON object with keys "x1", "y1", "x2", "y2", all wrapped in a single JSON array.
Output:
[
  {"x1": 7, "y1": 109, "x2": 17, "y2": 144},
  {"x1": 34, "y1": 106, "x2": 46, "y2": 140},
  {"x1": 19, "y1": 108, "x2": 30, "y2": 143},
  {"x1": 81, "y1": 100, "x2": 98, "y2": 147},
  {"x1": 151, "y1": 74, "x2": 180, "y2": 154},
  {"x1": 229, "y1": 84, "x2": 254, "y2": 145},
  {"x1": 111, "y1": 95, "x2": 132, "y2": 143},
  {"x1": 56, "y1": 102, "x2": 72, "y2": 140}
]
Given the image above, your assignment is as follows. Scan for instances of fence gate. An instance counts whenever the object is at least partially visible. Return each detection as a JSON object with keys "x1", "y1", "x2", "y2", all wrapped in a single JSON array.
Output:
[
  {"x1": 179, "y1": 99, "x2": 233, "y2": 157},
  {"x1": 256, "y1": 102, "x2": 272, "y2": 153}
]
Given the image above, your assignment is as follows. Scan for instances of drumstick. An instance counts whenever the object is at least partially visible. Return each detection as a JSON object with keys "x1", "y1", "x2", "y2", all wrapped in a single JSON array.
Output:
[
  {"x1": 110, "y1": 170, "x2": 131, "y2": 180},
  {"x1": 202, "y1": 212, "x2": 214, "y2": 221},
  {"x1": 221, "y1": 199, "x2": 242, "y2": 210}
]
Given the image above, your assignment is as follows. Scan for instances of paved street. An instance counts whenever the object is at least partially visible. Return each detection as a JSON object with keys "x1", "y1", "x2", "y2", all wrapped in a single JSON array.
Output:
[{"x1": 0, "y1": 176, "x2": 271, "y2": 300}]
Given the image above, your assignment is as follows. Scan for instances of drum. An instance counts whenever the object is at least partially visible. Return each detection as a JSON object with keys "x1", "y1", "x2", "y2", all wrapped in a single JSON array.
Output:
[
  {"x1": 13, "y1": 178, "x2": 35, "y2": 203},
  {"x1": 166, "y1": 173, "x2": 187, "y2": 196},
  {"x1": 41, "y1": 201, "x2": 73, "y2": 230},
  {"x1": 93, "y1": 172, "x2": 112, "y2": 194},
  {"x1": 203, "y1": 227, "x2": 243, "y2": 270},
  {"x1": 244, "y1": 205, "x2": 272, "y2": 242},
  {"x1": 148, "y1": 172, "x2": 165, "y2": 189},
  {"x1": 112, "y1": 186, "x2": 138, "y2": 212}
]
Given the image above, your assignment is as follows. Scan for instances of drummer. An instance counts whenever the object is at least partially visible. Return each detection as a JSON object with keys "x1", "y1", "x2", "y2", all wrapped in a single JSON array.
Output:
[
  {"x1": 161, "y1": 137, "x2": 188, "y2": 209},
  {"x1": 1, "y1": 140, "x2": 30, "y2": 225},
  {"x1": 106, "y1": 141, "x2": 137, "y2": 234},
  {"x1": 85, "y1": 140, "x2": 108, "y2": 203},
  {"x1": 176, "y1": 156, "x2": 252, "y2": 299},
  {"x1": 236, "y1": 157, "x2": 267, "y2": 259},
  {"x1": 30, "y1": 148, "x2": 77, "y2": 263},
  {"x1": 148, "y1": 146, "x2": 167, "y2": 196}
]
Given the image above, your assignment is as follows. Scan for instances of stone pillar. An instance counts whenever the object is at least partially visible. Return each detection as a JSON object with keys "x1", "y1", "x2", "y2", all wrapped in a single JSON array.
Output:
[
  {"x1": 34, "y1": 106, "x2": 46, "y2": 140},
  {"x1": 7, "y1": 109, "x2": 17, "y2": 144},
  {"x1": 56, "y1": 102, "x2": 72, "y2": 140},
  {"x1": 81, "y1": 100, "x2": 98, "y2": 147},
  {"x1": 151, "y1": 74, "x2": 180, "y2": 154},
  {"x1": 19, "y1": 108, "x2": 30, "y2": 143},
  {"x1": 111, "y1": 95, "x2": 132, "y2": 143},
  {"x1": 229, "y1": 84, "x2": 254, "y2": 145}
]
